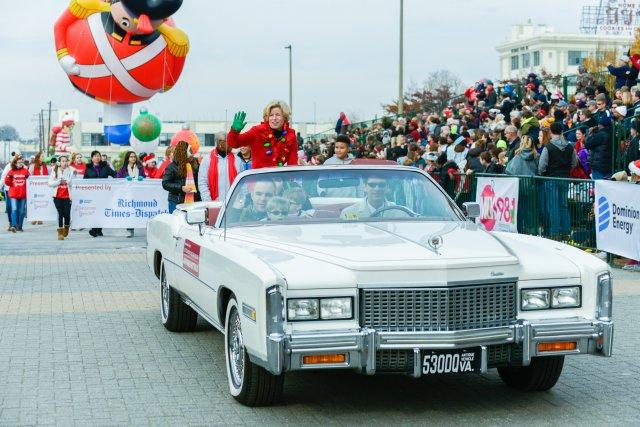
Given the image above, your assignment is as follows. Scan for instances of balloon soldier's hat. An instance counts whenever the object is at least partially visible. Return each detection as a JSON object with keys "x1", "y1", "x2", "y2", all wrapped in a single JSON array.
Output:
[{"x1": 119, "y1": 0, "x2": 183, "y2": 33}]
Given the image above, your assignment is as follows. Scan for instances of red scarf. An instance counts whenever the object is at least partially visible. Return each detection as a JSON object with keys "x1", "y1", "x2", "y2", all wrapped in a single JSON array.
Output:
[{"x1": 208, "y1": 149, "x2": 238, "y2": 201}]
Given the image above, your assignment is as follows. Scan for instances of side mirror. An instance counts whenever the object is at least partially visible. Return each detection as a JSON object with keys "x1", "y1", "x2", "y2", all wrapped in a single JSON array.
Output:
[
  {"x1": 185, "y1": 208, "x2": 206, "y2": 225},
  {"x1": 462, "y1": 202, "x2": 481, "y2": 219}
]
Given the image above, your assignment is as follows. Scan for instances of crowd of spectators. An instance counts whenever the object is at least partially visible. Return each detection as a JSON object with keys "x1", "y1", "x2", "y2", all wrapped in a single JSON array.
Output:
[{"x1": 302, "y1": 69, "x2": 640, "y2": 185}]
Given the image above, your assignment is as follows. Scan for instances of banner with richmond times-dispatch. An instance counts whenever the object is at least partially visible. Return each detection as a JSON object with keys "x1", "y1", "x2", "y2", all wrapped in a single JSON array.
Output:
[
  {"x1": 594, "y1": 181, "x2": 640, "y2": 260},
  {"x1": 70, "y1": 179, "x2": 168, "y2": 228}
]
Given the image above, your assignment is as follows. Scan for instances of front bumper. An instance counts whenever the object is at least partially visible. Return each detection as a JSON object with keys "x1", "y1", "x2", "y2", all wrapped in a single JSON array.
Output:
[{"x1": 254, "y1": 318, "x2": 614, "y2": 377}]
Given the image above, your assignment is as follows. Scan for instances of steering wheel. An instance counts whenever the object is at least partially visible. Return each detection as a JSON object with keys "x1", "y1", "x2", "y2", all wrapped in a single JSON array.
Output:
[{"x1": 370, "y1": 205, "x2": 420, "y2": 218}]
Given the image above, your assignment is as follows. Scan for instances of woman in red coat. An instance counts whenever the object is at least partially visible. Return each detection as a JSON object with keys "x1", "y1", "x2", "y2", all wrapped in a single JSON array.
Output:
[
  {"x1": 228, "y1": 101, "x2": 298, "y2": 168},
  {"x1": 4, "y1": 156, "x2": 30, "y2": 232}
]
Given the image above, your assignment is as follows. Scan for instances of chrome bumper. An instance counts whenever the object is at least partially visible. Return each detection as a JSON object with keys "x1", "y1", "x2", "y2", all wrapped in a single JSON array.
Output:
[{"x1": 253, "y1": 318, "x2": 614, "y2": 376}]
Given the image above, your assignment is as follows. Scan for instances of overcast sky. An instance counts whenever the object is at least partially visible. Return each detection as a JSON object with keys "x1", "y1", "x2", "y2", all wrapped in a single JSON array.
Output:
[{"x1": 0, "y1": 0, "x2": 587, "y2": 139}]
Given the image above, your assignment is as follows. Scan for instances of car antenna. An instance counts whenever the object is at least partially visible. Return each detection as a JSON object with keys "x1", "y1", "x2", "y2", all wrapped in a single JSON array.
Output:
[{"x1": 223, "y1": 195, "x2": 228, "y2": 241}]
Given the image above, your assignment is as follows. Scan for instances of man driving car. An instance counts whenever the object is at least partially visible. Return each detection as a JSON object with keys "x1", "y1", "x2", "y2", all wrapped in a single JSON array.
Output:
[{"x1": 340, "y1": 175, "x2": 408, "y2": 220}]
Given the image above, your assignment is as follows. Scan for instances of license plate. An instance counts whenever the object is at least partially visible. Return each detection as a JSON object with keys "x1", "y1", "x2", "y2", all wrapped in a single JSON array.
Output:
[{"x1": 422, "y1": 348, "x2": 481, "y2": 375}]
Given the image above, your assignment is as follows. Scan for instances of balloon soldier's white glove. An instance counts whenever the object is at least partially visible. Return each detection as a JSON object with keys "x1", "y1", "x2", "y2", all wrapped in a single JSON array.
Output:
[{"x1": 59, "y1": 55, "x2": 80, "y2": 76}]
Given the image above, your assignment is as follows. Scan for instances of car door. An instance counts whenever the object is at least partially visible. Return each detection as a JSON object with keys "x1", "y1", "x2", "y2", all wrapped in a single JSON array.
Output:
[{"x1": 173, "y1": 217, "x2": 220, "y2": 322}]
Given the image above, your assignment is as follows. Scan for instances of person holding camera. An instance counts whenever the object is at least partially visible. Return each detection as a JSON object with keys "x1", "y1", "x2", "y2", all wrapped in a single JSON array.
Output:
[{"x1": 48, "y1": 155, "x2": 76, "y2": 240}]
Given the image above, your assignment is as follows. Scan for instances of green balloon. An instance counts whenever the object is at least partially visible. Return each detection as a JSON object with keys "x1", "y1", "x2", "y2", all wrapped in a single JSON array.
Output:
[{"x1": 131, "y1": 110, "x2": 162, "y2": 142}]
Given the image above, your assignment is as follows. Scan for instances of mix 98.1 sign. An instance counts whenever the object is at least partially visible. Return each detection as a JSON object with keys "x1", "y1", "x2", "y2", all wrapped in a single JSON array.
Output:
[{"x1": 475, "y1": 177, "x2": 519, "y2": 233}]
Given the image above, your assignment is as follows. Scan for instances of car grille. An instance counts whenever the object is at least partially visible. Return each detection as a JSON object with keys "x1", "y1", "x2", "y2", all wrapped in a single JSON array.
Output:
[{"x1": 360, "y1": 283, "x2": 517, "y2": 332}]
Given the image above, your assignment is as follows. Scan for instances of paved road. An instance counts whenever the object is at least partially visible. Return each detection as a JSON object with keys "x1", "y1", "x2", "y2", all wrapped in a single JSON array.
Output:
[{"x1": 0, "y1": 220, "x2": 639, "y2": 426}]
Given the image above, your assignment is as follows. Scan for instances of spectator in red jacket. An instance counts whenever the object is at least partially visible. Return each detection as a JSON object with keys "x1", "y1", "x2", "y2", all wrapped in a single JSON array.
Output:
[
  {"x1": 4, "y1": 156, "x2": 30, "y2": 232},
  {"x1": 28, "y1": 151, "x2": 49, "y2": 176},
  {"x1": 143, "y1": 154, "x2": 159, "y2": 178},
  {"x1": 69, "y1": 153, "x2": 86, "y2": 178},
  {"x1": 228, "y1": 100, "x2": 298, "y2": 169},
  {"x1": 157, "y1": 146, "x2": 175, "y2": 179}
]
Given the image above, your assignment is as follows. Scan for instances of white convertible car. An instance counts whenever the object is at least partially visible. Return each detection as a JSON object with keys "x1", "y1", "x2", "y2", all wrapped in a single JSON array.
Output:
[{"x1": 146, "y1": 165, "x2": 614, "y2": 406}]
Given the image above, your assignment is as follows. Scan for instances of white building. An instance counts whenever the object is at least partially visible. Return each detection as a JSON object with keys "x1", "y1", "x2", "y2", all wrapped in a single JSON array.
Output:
[{"x1": 496, "y1": 22, "x2": 633, "y2": 80}]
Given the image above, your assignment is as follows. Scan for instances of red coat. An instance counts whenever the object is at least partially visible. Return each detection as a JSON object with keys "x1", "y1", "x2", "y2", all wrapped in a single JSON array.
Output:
[
  {"x1": 5, "y1": 168, "x2": 30, "y2": 199},
  {"x1": 227, "y1": 122, "x2": 298, "y2": 169}
]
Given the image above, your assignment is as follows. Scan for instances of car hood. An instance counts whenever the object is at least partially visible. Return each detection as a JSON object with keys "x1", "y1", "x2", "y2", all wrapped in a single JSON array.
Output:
[
  {"x1": 224, "y1": 222, "x2": 582, "y2": 289},
  {"x1": 227, "y1": 221, "x2": 517, "y2": 269}
]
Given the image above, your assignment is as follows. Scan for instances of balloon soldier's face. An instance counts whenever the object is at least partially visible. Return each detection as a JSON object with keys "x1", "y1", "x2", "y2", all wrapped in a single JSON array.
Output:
[{"x1": 111, "y1": 3, "x2": 163, "y2": 35}]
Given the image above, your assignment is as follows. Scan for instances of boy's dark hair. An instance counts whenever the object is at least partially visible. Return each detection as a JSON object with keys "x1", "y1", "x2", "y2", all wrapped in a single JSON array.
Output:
[
  {"x1": 335, "y1": 134, "x2": 351, "y2": 146},
  {"x1": 90, "y1": 150, "x2": 101, "y2": 158},
  {"x1": 550, "y1": 122, "x2": 563, "y2": 135},
  {"x1": 480, "y1": 152, "x2": 492, "y2": 162}
]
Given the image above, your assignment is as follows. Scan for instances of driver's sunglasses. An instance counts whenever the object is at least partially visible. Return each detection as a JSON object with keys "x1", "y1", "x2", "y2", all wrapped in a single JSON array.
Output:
[
  {"x1": 367, "y1": 182, "x2": 387, "y2": 188},
  {"x1": 268, "y1": 210, "x2": 288, "y2": 216}
]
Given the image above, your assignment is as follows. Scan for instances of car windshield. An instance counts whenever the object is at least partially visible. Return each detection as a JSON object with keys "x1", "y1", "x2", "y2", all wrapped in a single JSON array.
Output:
[{"x1": 222, "y1": 168, "x2": 463, "y2": 226}]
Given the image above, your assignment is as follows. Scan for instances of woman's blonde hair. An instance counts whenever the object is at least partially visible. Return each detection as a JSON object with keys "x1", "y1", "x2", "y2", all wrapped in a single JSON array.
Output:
[
  {"x1": 539, "y1": 127, "x2": 551, "y2": 147},
  {"x1": 515, "y1": 135, "x2": 538, "y2": 158},
  {"x1": 263, "y1": 100, "x2": 291, "y2": 123},
  {"x1": 621, "y1": 90, "x2": 633, "y2": 107}
]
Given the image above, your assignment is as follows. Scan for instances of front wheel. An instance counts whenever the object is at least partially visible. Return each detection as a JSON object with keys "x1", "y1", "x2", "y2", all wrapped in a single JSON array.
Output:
[
  {"x1": 160, "y1": 262, "x2": 198, "y2": 332},
  {"x1": 498, "y1": 356, "x2": 565, "y2": 391},
  {"x1": 224, "y1": 297, "x2": 284, "y2": 406}
]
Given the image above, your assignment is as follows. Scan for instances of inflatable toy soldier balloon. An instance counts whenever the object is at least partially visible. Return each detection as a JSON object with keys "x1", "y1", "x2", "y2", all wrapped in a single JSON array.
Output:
[{"x1": 54, "y1": 0, "x2": 189, "y2": 145}]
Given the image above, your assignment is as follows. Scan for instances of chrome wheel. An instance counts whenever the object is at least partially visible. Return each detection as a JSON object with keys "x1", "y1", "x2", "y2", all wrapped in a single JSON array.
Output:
[
  {"x1": 227, "y1": 307, "x2": 245, "y2": 389},
  {"x1": 161, "y1": 268, "x2": 169, "y2": 322}
]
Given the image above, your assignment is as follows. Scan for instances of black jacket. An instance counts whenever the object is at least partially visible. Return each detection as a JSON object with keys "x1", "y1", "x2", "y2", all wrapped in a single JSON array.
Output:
[
  {"x1": 584, "y1": 128, "x2": 612, "y2": 174},
  {"x1": 83, "y1": 161, "x2": 116, "y2": 179},
  {"x1": 505, "y1": 137, "x2": 521, "y2": 161},
  {"x1": 162, "y1": 160, "x2": 200, "y2": 204},
  {"x1": 465, "y1": 147, "x2": 484, "y2": 173}
]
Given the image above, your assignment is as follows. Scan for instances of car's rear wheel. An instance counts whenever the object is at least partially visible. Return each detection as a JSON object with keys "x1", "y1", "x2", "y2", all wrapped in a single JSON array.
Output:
[
  {"x1": 224, "y1": 297, "x2": 284, "y2": 406},
  {"x1": 160, "y1": 262, "x2": 198, "y2": 332},
  {"x1": 498, "y1": 356, "x2": 564, "y2": 391}
]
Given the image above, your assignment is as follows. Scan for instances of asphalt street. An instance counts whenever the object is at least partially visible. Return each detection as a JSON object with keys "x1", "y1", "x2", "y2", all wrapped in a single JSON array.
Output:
[{"x1": 0, "y1": 217, "x2": 639, "y2": 426}]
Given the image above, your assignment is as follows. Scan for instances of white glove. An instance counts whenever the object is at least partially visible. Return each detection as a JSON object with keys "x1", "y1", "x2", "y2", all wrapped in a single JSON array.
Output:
[{"x1": 59, "y1": 55, "x2": 80, "y2": 76}]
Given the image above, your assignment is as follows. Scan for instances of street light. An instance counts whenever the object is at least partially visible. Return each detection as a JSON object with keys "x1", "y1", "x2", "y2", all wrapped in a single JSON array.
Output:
[
  {"x1": 285, "y1": 45, "x2": 293, "y2": 119},
  {"x1": 398, "y1": 0, "x2": 404, "y2": 116}
]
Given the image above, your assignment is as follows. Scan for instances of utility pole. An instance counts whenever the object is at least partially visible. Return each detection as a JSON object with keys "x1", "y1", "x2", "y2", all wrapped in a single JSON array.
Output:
[
  {"x1": 38, "y1": 110, "x2": 44, "y2": 153},
  {"x1": 285, "y1": 45, "x2": 293, "y2": 119},
  {"x1": 313, "y1": 101, "x2": 317, "y2": 132},
  {"x1": 398, "y1": 0, "x2": 404, "y2": 117},
  {"x1": 47, "y1": 101, "x2": 52, "y2": 155}
]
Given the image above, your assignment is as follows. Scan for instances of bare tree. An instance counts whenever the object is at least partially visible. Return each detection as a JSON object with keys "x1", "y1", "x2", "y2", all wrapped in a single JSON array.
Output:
[
  {"x1": 0, "y1": 125, "x2": 19, "y2": 141},
  {"x1": 383, "y1": 70, "x2": 464, "y2": 116}
]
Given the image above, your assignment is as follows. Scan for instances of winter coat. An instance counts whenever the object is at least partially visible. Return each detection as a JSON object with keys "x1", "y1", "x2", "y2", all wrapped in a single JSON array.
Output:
[
  {"x1": 116, "y1": 164, "x2": 146, "y2": 179},
  {"x1": 4, "y1": 167, "x2": 30, "y2": 199},
  {"x1": 607, "y1": 64, "x2": 631, "y2": 89},
  {"x1": 584, "y1": 128, "x2": 613, "y2": 174},
  {"x1": 48, "y1": 167, "x2": 76, "y2": 198},
  {"x1": 505, "y1": 149, "x2": 539, "y2": 176},
  {"x1": 162, "y1": 160, "x2": 200, "y2": 205},
  {"x1": 323, "y1": 154, "x2": 355, "y2": 165},
  {"x1": 227, "y1": 122, "x2": 298, "y2": 169},
  {"x1": 83, "y1": 161, "x2": 116, "y2": 179},
  {"x1": 465, "y1": 147, "x2": 484, "y2": 173},
  {"x1": 484, "y1": 162, "x2": 504, "y2": 174},
  {"x1": 520, "y1": 116, "x2": 540, "y2": 139},
  {"x1": 539, "y1": 137, "x2": 578, "y2": 177},
  {"x1": 505, "y1": 137, "x2": 521, "y2": 161}
]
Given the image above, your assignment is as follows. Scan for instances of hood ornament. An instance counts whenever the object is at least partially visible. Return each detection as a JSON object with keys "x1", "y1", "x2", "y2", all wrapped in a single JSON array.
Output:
[{"x1": 428, "y1": 235, "x2": 443, "y2": 251}]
